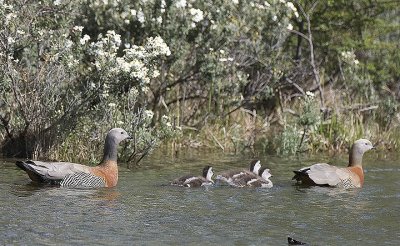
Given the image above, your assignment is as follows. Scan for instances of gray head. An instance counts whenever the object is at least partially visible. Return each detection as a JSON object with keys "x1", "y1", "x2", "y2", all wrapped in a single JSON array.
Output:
[
  {"x1": 349, "y1": 139, "x2": 374, "y2": 166},
  {"x1": 101, "y1": 128, "x2": 132, "y2": 163},
  {"x1": 258, "y1": 167, "x2": 272, "y2": 180},
  {"x1": 106, "y1": 128, "x2": 132, "y2": 144},
  {"x1": 249, "y1": 160, "x2": 261, "y2": 174},
  {"x1": 202, "y1": 166, "x2": 213, "y2": 181},
  {"x1": 352, "y1": 139, "x2": 374, "y2": 152}
]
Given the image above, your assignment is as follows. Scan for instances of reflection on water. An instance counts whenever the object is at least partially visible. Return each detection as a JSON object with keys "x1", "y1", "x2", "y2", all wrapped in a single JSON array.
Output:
[
  {"x1": 10, "y1": 181, "x2": 121, "y2": 203},
  {"x1": 0, "y1": 152, "x2": 399, "y2": 245}
]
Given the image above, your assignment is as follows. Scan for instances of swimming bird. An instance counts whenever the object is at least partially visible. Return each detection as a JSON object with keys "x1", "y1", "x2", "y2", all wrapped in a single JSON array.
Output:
[
  {"x1": 171, "y1": 166, "x2": 214, "y2": 187},
  {"x1": 224, "y1": 166, "x2": 273, "y2": 188},
  {"x1": 292, "y1": 139, "x2": 374, "y2": 188},
  {"x1": 215, "y1": 159, "x2": 262, "y2": 186},
  {"x1": 16, "y1": 128, "x2": 132, "y2": 188},
  {"x1": 288, "y1": 237, "x2": 309, "y2": 245}
]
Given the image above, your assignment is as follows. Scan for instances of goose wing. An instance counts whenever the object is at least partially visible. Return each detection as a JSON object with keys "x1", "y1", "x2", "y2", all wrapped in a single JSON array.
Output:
[
  {"x1": 307, "y1": 163, "x2": 350, "y2": 186},
  {"x1": 183, "y1": 177, "x2": 211, "y2": 187},
  {"x1": 18, "y1": 160, "x2": 91, "y2": 181}
]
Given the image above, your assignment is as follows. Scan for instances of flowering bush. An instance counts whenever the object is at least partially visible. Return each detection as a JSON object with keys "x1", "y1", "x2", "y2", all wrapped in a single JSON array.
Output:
[
  {"x1": 0, "y1": 0, "x2": 175, "y2": 162},
  {"x1": 79, "y1": 0, "x2": 296, "y2": 123},
  {"x1": 1, "y1": 0, "x2": 399, "y2": 158}
]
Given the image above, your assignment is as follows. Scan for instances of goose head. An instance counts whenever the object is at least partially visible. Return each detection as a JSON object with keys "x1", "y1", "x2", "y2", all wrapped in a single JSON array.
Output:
[{"x1": 203, "y1": 166, "x2": 214, "y2": 181}]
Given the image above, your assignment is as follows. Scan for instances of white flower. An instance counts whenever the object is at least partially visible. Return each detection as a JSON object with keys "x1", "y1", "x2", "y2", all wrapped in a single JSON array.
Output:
[
  {"x1": 80, "y1": 34, "x2": 90, "y2": 45},
  {"x1": 287, "y1": 23, "x2": 293, "y2": 30},
  {"x1": 156, "y1": 16, "x2": 163, "y2": 24},
  {"x1": 152, "y1": 69, "x2": 160, "y2": 78},
  {"x1": 219, "y1": 49, "x2": 225, "y2": 54},
  {"x1": 94, "y1": 60, "x2": 102, "y2": 70},
  {"x1": 306, "y1": 91, "x2": 315, "y2": 98},
  {"x1": 232, "y1": 0, "x2": 239, "y2": 4},
  {"x1": 189, "y1": 8, "x2": 204, "y2": 23},
  {"x1": 264, "y1": 1, "x2": 271, "y2": 7},
  {"x1": 287, "y1": 2, "x2": 295, "y2": 11},
  {"x1": 145, "y1": 110, "x2": 154, "y2": 119},
  {"x1": 130, "y1": 9, "x2": 137, "y2": 16},
  {"x1": 175, "y1": 0, "x2": 186, "y2": 8},
  {"x1": 219, "y1": 58, "x2": 227, "y2": 62},
  {"x1": 73, "y1": 26, "x2": 84, "y2": 32},
  {"x1": 137, "y1": 10, "x2": 145, "y2": 23},
  {"x1": 108, "y1": 103, "x2": 117, "y2": 108},
  {"x1": 287, "y1": 2, "x2": 299, "y2": 18},
  {"x1": 16, "y1": 30, "x2": 25, "y2": 35},
  {"x1": 146, "y1": 36, "x2": 171, "y2": 56},
  {"x1": 117, "y1": 120, "x2": 124, "y2": 125},
  {"x1": 354, "y1": 59, "x2": 360, "y2": 65},
  {"x1": 129, "y1": 88, "x2": 139, "y2": 97},
  {"x1": 65, "y1": 40, "x2": 73, "y2": 49},
  {"x1": 142, "y1": 86, "x2": 149, "y2": 93},
  {"x1": 53, "y1": 0, "x2": 62, "y2": 5},
  {"x1": 116, "y1": 57, "x2": 131, "y2": 72},
  {"x1": 7, "y1": 37, "x2": 15, "y2": 44}
]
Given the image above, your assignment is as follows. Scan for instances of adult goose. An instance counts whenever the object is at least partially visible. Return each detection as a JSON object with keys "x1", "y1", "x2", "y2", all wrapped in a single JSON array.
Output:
[
  {"x1": 171, "y1": 166, "x2": 214, "y2": 187},
  {"x1": 292, "y1": 139, "x2": 374, "y2": 188},
  {"x1": 215, "y1": 159, "x2": 261, "y2": 185},
  {"x1": 16, "y1": 128, "x2": 132, "y2": 188}
]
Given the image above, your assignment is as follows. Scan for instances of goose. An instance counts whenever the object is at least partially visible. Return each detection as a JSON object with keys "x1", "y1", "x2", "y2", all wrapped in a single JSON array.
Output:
[
  {"x1": 292, "y1": 139, "x2": 374, "y2": 188},
  {"x1": 171, "y1": 166, "x2": 214, "y2": 187},
  {"x1": 225, "y1": 166, "x2": 273, "y2": 188},
  {"x1": 216, "y1": 159, "x2": 261, "y2": 185},
  {"x1": 16, "y1": 128, "x2": 132, "y2": 188}
]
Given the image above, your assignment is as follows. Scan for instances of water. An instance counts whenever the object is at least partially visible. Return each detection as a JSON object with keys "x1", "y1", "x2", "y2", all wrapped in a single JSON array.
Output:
[{"x1": 0, "y1": 151, "x2": 399, "y2": 245}]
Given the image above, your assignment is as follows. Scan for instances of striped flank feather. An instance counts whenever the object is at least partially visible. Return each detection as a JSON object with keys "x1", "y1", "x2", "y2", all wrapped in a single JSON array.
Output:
[{"x1": 60, "y1": 172, "x2": 106, "y2": 188}]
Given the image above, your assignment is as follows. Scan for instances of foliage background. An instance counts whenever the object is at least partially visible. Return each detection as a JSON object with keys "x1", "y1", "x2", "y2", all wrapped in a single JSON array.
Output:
[{"x1": 1, "y1": 0, "x2": 399, "y2": 164}]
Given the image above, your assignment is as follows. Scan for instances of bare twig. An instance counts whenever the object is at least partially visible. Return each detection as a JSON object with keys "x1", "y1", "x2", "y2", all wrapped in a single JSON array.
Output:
[{"x1": 291, "y1": 1, "x2": 325, "y2": 109}]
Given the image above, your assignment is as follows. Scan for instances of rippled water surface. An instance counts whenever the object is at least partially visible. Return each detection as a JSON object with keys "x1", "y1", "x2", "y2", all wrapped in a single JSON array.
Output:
[{"x1": 1, "y1": 151, "x2": 399, "y2": 245}]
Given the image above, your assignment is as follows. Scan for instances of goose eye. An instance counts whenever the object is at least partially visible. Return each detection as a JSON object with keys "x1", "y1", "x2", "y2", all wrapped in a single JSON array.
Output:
[{"x1": 121, "y1": 132, "x2": 124, "y2": 134}]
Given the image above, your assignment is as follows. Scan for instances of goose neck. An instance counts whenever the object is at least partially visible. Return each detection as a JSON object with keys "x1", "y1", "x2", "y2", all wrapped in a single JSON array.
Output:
[
  {"x1": 348, "y1": 146, "x2": 363, "y2": 167},
  {"x1": 101, "y1": 136, "x2": 118, "y2": 163}
]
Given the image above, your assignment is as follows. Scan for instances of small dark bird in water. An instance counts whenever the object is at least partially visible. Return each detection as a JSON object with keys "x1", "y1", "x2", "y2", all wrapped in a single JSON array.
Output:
[{"x1": 288, "y1": 237, "x2": 308, "y2": 245}]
